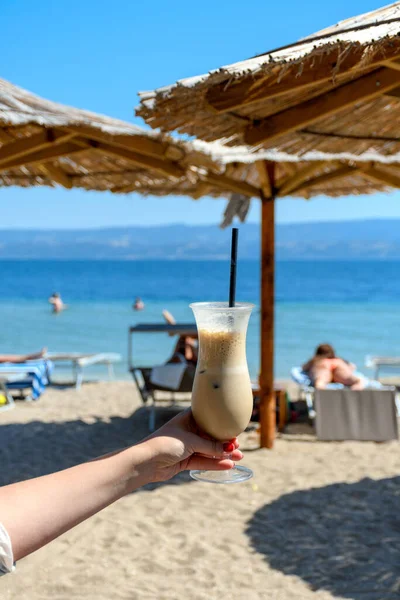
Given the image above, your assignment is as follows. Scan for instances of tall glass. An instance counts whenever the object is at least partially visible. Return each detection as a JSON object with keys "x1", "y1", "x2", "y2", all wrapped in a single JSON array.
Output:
[{"x1": 189, "y1": 302, "x2": 254, "y2": 484}]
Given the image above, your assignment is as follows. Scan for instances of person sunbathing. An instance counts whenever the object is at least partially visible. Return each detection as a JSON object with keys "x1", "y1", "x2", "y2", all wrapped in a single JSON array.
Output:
[
  {"x1": 303, "y1": 343, "x2": 364, "y2": 390},
  {"x1": 0, "y1": 348, "x2": 47, "y2": 364},
  {"x1": 162, "y1": 309, "x2": 198, "y2": 365}
]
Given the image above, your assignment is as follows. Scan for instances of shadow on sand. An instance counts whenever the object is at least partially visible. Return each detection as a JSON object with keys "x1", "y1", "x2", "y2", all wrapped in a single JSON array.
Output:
[
  {"x1": 246, "y1": 476, "x2": 400, "y2": 599},
  {"x1": 0, "y1": 403, "x2": 191, "y2": 491}
]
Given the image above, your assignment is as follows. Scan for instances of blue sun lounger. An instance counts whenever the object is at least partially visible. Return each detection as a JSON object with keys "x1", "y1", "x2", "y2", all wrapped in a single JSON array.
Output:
[
  {"x1": 0, "y1": 359, "x2": 53, "y2": 401},
  {"x1": 0, "y1": 373, "x2": 31, "y2": 412}
]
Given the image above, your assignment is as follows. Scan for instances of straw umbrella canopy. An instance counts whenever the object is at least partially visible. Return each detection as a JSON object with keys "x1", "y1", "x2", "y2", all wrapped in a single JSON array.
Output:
[
  {"x1": 137, "y1": 2, "x2": 400, "y2": 157},
  {"x1": 5, "y1": 74, "x2": 397, "y2": 209},
  {"x1": 137, "y1": 2, "x2": 400, "y2": 448},
  {"x1": 191, "y1": 142, "x2": 400, "y2": 200},
  {"x1": 0, "y1": 77, "x2": 223, "y2": 194}
]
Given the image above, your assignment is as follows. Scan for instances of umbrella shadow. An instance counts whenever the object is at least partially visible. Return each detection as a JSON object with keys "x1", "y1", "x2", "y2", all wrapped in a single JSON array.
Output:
[
  {"x1": 0, "y1": 404, "x2": 191, "y2": 491},
  {"x1": 245, "y1": 476, "x2": 400, "y2": 599}
]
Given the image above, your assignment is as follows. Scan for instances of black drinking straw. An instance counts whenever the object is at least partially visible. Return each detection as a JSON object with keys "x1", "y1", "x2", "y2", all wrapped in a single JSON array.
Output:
[{"x1": 229, "y1": 228, "x2": 238, "y2": 307}]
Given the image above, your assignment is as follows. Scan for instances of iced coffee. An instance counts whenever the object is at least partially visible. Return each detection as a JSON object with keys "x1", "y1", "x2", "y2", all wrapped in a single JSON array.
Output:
[{"x1": 190, "y1": 302, "x2": 254, "y2": 438}]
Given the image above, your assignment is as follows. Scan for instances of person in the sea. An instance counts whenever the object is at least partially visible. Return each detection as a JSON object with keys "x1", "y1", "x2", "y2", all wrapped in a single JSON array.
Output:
[
  {"x1": 133, "y1": 297, "x2": 145, "y2": 311},
  {"x1": 48, "y1": 292, "x2": 66, "y2": 314},
  {"x1": 0, "y1": 348, "x2": 46, "y2": 363},
  {"x1": 162, "y1": 309, "x2": 198, "y2": 365},
  {"x1": 302, "y1": 343, "x2": 365, "y2": 390},
  {"x1": 0, "y1": 409, "x2": 242, "y2": 576}
]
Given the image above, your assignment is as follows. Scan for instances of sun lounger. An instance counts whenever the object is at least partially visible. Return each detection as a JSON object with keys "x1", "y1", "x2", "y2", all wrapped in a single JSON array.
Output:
[
  {"x1": 46, "y1": 352, "x2": 121, "y2": 389},
  {"x1": 129, "y1": 323, "x2": 197, "y2": 431},
  {"x1": 291, "y1": 366, "x2": 385, "y2": 420},
  {"x1": 365, "y1": 355, "x2": 400, "y2": 381},
  {"x1": 150, "y1": 362, "x2": 188, "y2": 390},
  {"x1": 0, "y1": 373, "x2": 30, "y2": 411},
  {"x1": 290, "y1": 367, "x2": 337, "y2": 419},
  {"x1": 314, "y1": 388, "x2": 398, "y2": 441},
  {"x1": 0, "y1": 360, "x2": 53, "y2": 401}
]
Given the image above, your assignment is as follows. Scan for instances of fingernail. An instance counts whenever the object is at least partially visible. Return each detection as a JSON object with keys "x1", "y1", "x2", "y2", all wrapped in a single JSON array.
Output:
[{"x1": 223, "y1": 442, "x2": 235, "y2": 452}]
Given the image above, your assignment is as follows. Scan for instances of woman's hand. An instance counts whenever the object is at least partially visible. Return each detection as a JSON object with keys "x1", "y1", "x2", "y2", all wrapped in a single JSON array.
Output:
[
  {"x1": 0, "y1": 410, "x2": 243, "y2": 565},
  {"x1": 142, "y1": 409, "x2": 243, "y2": 482}
]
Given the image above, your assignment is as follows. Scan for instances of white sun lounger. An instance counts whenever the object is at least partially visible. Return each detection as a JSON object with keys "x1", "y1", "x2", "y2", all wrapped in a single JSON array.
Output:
[
  {"x1": 46, "y1": 352, "x2": 121, "y2": 389},
  {"x1": 365, "y1": 355, "x2": 400, "y2": 381}
]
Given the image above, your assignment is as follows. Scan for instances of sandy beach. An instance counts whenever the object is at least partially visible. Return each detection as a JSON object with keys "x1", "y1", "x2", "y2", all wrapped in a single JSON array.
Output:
[{"x1": 1, "y1": 381, "x2": 400, "y2": 600}]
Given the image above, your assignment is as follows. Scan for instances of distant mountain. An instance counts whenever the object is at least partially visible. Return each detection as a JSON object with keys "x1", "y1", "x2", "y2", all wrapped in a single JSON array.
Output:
[{"x1": 1, "y1": 220, "x2": 400, "y2": 259}]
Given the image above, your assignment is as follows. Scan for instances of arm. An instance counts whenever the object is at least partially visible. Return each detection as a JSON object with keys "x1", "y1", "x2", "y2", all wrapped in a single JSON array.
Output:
[
  {"x1": 340, "y1": 357, "x2": 357, "y2": 371},
  {"x1": 0, "y1": 354, "x2": 30, "y2": 364},
  {"x1": 0, "y1": 410, "x2": 241, "y2": 563},
  {"x1": 0, "y1": 349, "x2": 46, "y2": 363}
]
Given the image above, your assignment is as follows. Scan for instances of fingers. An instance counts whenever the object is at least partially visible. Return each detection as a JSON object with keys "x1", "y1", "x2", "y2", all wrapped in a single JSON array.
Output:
[
  {"x1": 186, "y1": 432, "x2": 244, "y2": 458},
  {"x1": 227, "y1": 448, "x2": 243, "y2": 461},
  {"x1": 222, "y1": 439, "x2": 240, "y2": 452},
  {"x1": 186, "y1": 456, "x2": 235, "y2": 471},
  {"x1": 157, "y1": 410, "x2": 243, "y2": 460},
  {"x1": 185, "y1": 431, "x2": 224, "y2": 456},
  {"x1": 196, "y1": 448, "x2": 243, "y2": 461},
  {"x1": 188, "y1": 431, "x2": 242, "y2": 457},
  {"x1": 167, "y1": 410, "x2": 241, "y2": 447}
]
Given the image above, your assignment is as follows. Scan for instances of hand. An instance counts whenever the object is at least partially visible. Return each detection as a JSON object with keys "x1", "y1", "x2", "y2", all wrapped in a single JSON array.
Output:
[{"x1": 142, "y1": 409, "x2": 243, "y2": 482}]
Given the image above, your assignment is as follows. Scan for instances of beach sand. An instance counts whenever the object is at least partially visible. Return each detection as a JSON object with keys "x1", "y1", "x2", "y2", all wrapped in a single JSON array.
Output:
[{"x1": 1, "y1": 381, "x2": 400, "y2": 600}]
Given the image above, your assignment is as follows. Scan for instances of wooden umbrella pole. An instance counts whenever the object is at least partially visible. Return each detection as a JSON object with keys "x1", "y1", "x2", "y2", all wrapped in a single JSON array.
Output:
[{"x1": 259, "y1": 162, "x2": 276, "y2": 449}]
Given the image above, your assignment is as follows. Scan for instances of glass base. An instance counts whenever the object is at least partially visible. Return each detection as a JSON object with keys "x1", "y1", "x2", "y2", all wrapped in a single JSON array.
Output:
[{"x1": 190, "y1": 465, "x2": 253, "y2": 484}]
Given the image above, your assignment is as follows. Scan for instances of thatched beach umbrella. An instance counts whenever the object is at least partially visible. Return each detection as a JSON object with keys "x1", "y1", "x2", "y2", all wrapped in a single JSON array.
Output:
[
  {"x1": 5, "y1": 76, "x2": 396, "y2": 209},
  {"x1": 137, "y1": 3, "x2": 400, "y2": 156},
  {"x1": 10, "y1": 76, "x2": 392, "y2": 211},
  {"x1": 137, "y1": 2, "x2": 400, "y2": 448},
  {"x1": 0, "y1": 77, "x2": 222, "y2": 194},
  {"x1": 196, "y1": 143, "x2": 400, "y2": 200}
]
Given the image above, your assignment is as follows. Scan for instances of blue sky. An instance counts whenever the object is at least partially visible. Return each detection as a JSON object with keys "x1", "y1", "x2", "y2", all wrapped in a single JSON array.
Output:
[{"x1": 0, "y1": 0, "x2": 397, "y2": 229}]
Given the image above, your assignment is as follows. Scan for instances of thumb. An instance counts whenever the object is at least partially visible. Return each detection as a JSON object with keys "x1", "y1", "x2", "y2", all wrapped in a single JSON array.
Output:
[{"x1": 186, "y1": 432, "x2": 224, "y2": 457}]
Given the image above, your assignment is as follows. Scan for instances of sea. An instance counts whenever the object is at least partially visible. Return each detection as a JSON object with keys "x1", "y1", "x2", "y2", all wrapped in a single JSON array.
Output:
[{"x1": 1, "y1": 259, "x2": 400, "y2": 381}]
